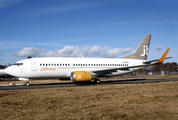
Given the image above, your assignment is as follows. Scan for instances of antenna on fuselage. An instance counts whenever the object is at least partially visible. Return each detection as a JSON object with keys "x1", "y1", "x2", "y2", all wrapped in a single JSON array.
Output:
[{"x1": 27, "y1": 56, "x2": 32, "y2": 59}]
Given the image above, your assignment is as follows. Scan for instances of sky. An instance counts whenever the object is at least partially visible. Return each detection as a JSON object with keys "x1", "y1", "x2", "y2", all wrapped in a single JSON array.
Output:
[{"x1": 0, "y1": 0, "x2": 178, "y2": 65}]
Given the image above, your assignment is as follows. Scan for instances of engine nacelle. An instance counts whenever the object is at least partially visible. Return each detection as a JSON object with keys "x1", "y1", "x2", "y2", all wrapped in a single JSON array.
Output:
[{"x1": 70, "y1": 71, "x2": 94, "y2": 82}]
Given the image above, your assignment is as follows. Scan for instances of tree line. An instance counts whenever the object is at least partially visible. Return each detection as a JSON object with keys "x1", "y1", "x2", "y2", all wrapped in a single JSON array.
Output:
[{"x1": 137, "y1": 62, "x2": 178, "y2": 75}]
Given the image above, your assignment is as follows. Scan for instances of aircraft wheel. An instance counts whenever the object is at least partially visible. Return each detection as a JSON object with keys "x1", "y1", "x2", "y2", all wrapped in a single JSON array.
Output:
[
  {"x1": 25, "y1": 82, "x2": 30, "y2": 86},
  {"x1": 94, "y1": 78, "x2": 101, "y2": 84}
]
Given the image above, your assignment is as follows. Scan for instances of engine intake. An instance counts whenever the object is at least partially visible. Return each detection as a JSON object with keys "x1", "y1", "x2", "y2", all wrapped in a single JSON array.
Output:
[{"x1": 70, "y1": 71, "x2": 94, "y2": 82}]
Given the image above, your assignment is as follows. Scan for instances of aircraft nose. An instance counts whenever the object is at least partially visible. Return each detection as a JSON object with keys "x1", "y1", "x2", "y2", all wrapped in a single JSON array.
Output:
[
  {"x1": 0, "y1": 69, "x2": 6, "y2": 76},
  {"x1": 4, "y1": 67, "x2": 12, "y2": 75}
]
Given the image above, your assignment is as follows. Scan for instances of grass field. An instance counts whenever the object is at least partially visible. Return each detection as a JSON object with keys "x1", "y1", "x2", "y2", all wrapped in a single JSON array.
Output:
[{"x1": 0, "y1": 78, "x2": 178, "y2": 120}]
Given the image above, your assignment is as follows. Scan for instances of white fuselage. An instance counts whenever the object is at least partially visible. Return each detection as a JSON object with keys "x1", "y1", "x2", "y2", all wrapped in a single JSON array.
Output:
[
  {"x1": 5, "y1": 57, "x2": 144, "y2": 80},
  {"x1": 0, "y1": 69, "x2": 6, "y2": 76}
]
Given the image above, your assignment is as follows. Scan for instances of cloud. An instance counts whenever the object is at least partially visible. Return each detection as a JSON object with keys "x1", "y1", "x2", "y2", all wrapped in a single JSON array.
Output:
[
  {"x1": 102, "y1": 47, "x2": 132, "y2": 58},
  {"x1": 0, "y1": 60, "x2": 5, "y2": 62},
  {"x1": 12, "y1": 47, "x2": 41, "y2": 57},
  {"x1": 26, "y1": 2, "x2": 101, "y2": 18},
  {"x1": 154, "y1": 45, "x2": 163, "y2": 51},
  {"x1": 13, "y1": 46, "x2": 132, "y2": 58},
  {"x1": 41, "y1": 46, "x2": 101, "y2": 57},
  {"x1": 0, "y1": 0, "x2": 23, "y2": 9}
]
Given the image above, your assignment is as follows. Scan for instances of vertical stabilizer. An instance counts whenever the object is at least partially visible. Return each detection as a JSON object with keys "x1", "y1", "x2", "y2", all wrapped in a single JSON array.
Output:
[{"x1": 122, "y1": 34, "x2": 151, "y2": 60}]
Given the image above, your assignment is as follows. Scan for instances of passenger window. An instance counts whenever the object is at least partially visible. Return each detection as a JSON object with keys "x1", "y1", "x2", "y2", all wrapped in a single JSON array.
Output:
[
  {"x1": 73, "y1": 64, "x2": 75, "y2": 66},
  {"x1": 46, "y1": 64, "x2": 48, "y2": 66},
  {"x1": 68, "y1": 64, "x2": 70, "y2": 66},
  {"x1": 57, "y1": 64, "x2": 59, "y2": 66},
  {"x1": 54, "y1": 64, "x2": 56, "y2": 66}
]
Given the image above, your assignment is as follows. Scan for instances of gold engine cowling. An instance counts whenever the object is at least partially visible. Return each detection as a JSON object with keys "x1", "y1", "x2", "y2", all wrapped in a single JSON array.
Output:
[{"x1": 70, "y1": 71, "x2": 94, "y2": 82}]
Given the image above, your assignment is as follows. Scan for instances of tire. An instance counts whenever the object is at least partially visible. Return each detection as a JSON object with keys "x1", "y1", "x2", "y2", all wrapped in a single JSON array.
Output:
[
  {"x1": 94, "y1": 79, "x2": 101, "y2": 84},
  {"x1": 26, "y1": 82, "x2": 30, "y2": 86},
  {"x1": 96, "y1": 79, "x2": 100, "y2": 84}
]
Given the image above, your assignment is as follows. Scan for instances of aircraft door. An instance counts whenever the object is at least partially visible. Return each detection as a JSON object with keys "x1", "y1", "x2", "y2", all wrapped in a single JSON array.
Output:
[{"x1": 31, "y1": 60, "x2": 38, "y2": 71}]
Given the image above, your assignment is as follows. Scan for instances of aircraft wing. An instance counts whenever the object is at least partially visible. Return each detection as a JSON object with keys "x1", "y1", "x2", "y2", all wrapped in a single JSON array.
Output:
[
  {"x1": 143, "y1": 57, "x2": 172, "y2": 64},
  {"x1": 91, "y1": 48, "x2": 171, "y2": 75},
  {"x1": 91, "y1": 64, "x2": 151, "y2": 75}
]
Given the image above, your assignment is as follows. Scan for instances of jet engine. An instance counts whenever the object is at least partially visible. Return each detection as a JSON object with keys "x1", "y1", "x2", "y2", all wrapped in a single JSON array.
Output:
[{"x1": 70, "y1": 71, "x2": 94, "y2": 82}]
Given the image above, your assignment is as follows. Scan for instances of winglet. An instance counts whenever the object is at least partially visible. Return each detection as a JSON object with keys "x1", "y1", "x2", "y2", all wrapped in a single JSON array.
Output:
[{"x1": 155, "y1": 48, "x2": 170, "y2": 64}]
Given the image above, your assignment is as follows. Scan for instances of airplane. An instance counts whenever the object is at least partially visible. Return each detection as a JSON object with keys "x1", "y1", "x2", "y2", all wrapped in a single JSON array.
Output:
[
  {"x1": 4, "y1": 34, "x2": 171, "y2": 86},
  {"x1": 0, "y1": 69, "x2": 7, "y2": 77}
]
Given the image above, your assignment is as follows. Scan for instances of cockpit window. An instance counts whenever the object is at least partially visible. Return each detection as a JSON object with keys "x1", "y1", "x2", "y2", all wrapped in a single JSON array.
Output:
[{"x1": 14, "y1": 63, "x2": 23, "y2": 66}]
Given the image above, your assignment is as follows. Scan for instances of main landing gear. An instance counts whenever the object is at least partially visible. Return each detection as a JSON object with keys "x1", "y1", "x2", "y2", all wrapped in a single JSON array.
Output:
[
  {"x1": 25, "y1": 81, "x2": 30, "y2": 86},
  {"x1": 94, "y1": 78, "x2": 101, "y2": 84}
]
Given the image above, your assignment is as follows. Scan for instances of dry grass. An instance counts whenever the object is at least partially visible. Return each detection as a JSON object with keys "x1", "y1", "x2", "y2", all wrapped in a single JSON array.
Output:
[{"x1": 0, "y1": 81, "x2": 178, "y2": 120}]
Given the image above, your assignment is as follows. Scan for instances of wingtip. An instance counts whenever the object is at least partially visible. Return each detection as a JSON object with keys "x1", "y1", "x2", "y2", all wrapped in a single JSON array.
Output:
[{"x1": 155, "y1": 48, "x2": 170, "y2": 64}]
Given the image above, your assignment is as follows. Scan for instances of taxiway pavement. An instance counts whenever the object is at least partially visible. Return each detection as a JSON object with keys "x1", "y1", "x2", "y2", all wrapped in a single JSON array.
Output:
[{"x1": 0, "y1": 77, "x2": 178, "y2": 91}]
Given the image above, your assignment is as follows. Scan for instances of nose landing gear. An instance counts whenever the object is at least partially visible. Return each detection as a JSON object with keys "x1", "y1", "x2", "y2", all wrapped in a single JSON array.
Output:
[{"x1": 94, "y1": 78, "x2": 101, "y2": 84}]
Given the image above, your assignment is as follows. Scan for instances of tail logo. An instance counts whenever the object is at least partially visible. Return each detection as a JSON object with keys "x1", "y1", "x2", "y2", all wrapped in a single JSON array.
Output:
[{"x1": 141, "y1": 45, "x2": 149, "y2": 56}]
